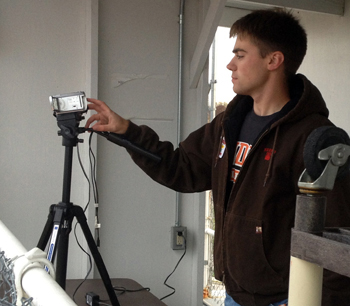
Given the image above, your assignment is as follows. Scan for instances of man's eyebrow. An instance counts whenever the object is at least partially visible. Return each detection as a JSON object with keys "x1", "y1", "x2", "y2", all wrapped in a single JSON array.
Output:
[{"x1": 232, "y1": 48, "x2": 247, "y2": 54}]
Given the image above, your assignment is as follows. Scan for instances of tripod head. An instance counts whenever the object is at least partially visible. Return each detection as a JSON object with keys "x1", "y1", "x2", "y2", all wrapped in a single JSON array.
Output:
[{"x1": 55, "y1": 111, "x2": 86, "y2": 147}]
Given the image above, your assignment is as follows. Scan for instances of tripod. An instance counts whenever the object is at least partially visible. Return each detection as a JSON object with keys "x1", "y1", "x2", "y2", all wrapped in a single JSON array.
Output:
[{"x1": 37, "y1": 112, "x2": 120, "y2": 306}]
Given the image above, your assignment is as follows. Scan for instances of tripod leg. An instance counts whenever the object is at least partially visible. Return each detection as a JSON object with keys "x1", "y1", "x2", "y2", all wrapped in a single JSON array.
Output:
[
  {"x1": 72, "y1": 205, "x2": 120, "y2": 306},
  {"x1": 37, "y1": 205, "x2": 55, "y2": 250},
  {"x1": 56, "y1": 222, "x2": 71, "y2": 289},
  {"x1": 37, "y1": 203, "x2": 72, "y2": 289}
]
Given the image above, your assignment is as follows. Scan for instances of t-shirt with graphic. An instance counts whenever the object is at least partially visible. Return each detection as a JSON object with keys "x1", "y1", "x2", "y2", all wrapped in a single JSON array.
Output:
[{"x1": 231, "y1": 109, "x2": 279, "y2": 184}]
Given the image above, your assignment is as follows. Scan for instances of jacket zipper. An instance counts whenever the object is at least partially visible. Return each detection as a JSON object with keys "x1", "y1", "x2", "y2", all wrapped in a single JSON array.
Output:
[{"x1": 220, "y1": 127, "x2": 273, "y2": 285}]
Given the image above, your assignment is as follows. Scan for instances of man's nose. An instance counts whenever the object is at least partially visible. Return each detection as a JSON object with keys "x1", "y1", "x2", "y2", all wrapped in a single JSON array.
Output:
[{"x1": 227, "y1": 57, "x2": 236, "y2": 71}]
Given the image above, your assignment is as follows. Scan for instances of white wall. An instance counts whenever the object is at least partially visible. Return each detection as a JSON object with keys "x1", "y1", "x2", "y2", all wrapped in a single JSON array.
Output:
[
  {"x1": 95, "y1": 1, "x2": 207, "y2": 305},
  {"x1": 0, "y1": 0, "x2": 97, "y2": 279},
  {"x1": 298, "y1": 3, "x2": 350, "y2": 135}
]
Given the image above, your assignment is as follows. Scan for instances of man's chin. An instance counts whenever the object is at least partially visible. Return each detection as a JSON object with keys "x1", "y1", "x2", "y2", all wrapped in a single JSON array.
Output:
[
  {"x1": 232, "y1": 87, "x2": 241, "y2": 95},
  {"x1": 233, "y1": 87, "x2": 249, "y2": 96}
]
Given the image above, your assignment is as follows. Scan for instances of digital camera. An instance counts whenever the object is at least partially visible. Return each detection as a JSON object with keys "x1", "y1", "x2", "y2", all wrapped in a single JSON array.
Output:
[{"x1": 49, "y1": 91, "x2": 87, "y2": 115}]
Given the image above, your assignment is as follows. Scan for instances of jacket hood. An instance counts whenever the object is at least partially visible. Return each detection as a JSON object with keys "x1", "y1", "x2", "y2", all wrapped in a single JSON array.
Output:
[{"x1": 282, "y1": 74, "x2": 329, "y2": 123}]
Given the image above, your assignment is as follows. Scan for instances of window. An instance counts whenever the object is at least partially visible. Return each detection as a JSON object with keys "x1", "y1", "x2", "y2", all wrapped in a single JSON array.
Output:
[{"x1": 203, "y1": 26, "x2": 236, "y2": 306}]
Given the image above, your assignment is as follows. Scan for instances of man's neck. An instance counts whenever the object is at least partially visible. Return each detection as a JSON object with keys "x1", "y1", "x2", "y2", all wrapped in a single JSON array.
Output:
[{"x1": 252, "y1": 80, "x2": 290, "y2": 116}]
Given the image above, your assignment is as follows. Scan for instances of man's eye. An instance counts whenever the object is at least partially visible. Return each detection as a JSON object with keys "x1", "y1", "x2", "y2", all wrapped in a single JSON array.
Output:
[{"x1": 236, "y1": 55, "x2": 243, "y2": 59}]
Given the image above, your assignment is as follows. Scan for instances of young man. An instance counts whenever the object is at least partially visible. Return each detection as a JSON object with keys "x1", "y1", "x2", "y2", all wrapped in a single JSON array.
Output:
[{"x1": 85, "y1": 9, "x2": 350, "y2": 306}]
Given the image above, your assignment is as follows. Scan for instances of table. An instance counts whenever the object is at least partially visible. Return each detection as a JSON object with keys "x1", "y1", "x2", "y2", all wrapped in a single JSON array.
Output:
[{"x1": 66, "y1": 278, "x2": 167, "y2": 306}]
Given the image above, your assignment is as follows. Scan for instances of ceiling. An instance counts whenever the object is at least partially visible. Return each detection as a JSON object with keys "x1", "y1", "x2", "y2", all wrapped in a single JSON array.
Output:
[{"x1": 225, "y1": 0, "x2": 345, "y2": 16}]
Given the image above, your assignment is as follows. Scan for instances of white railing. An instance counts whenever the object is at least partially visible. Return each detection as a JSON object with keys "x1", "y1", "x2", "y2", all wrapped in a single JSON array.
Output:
[{"x1": 203, "y1": 191, "x2": 225, "y2": 306}]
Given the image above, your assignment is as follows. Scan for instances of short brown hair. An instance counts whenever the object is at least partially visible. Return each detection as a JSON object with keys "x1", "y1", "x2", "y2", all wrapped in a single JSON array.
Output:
[{"x1": 230, "y1": 9, "x2": 307, "y2": 79}]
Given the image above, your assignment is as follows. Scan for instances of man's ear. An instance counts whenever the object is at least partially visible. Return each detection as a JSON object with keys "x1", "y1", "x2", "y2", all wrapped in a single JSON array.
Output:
[{"x1": 267, "y1": 51, "x2": 285, "y2": 71}]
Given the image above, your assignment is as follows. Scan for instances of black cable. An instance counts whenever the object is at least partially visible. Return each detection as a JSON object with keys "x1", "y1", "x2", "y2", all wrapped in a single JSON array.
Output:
[
  {"x1": 72, "y1": 222, "x2": 93, "y2": 301},
  {"x1": 160, "y1": 236, "x2": 187, "y2": 301},
  {"x1": 80, "y1": 129, "x2": 163, "y2": 303},
  {"x1": 89, "y1": 132, "x2": 99, "y2": 204},
  {"x1": 113, "y1": 286, "x2": 151, "y2": 296},
  {"x1": 77, "y1": 139, "x2": 92, "y2": 212},
  {"x1": 91, "y1": 286, "x2": 150, "y2": 306},
  {"x1": 72, "y1": 140, "x2": 94, "y2": 302},
  {"x1": 88, "y1": 132, "x2": 101, "y2": 247}
]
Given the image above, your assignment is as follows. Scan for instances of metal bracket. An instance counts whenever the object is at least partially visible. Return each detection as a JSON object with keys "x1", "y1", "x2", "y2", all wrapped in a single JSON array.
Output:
[{"x1": 298, "y1": 143, "x2": 350, "y2": 191}]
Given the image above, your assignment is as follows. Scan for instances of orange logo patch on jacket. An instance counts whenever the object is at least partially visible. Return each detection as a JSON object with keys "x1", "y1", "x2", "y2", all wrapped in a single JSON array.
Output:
[{"x1": 219, "y1": 137, "x2": 226, "y2": 158}]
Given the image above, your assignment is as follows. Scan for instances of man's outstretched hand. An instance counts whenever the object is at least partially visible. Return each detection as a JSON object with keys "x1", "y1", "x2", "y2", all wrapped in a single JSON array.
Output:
[{"x1": 84, "y1": 98, "x2": 129, "y2": 134}]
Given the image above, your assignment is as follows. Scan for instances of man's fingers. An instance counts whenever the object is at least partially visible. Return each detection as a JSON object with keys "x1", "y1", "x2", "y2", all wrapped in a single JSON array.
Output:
[
  {"x1": 87, "y1": 98, "x2": 111, "y2": 112},
  {"x1": 87, "y1": 97, "x2": 103, "y2": 104},
  {"x1": 85, "y1": 98, "x2": 124, "y2": 134},
  {"x1": 85, "y1": 113, "x2": 100, "y2": 128},
  {"x1": 87, "y1": 102, "x2": 103, "y2": 113}
]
